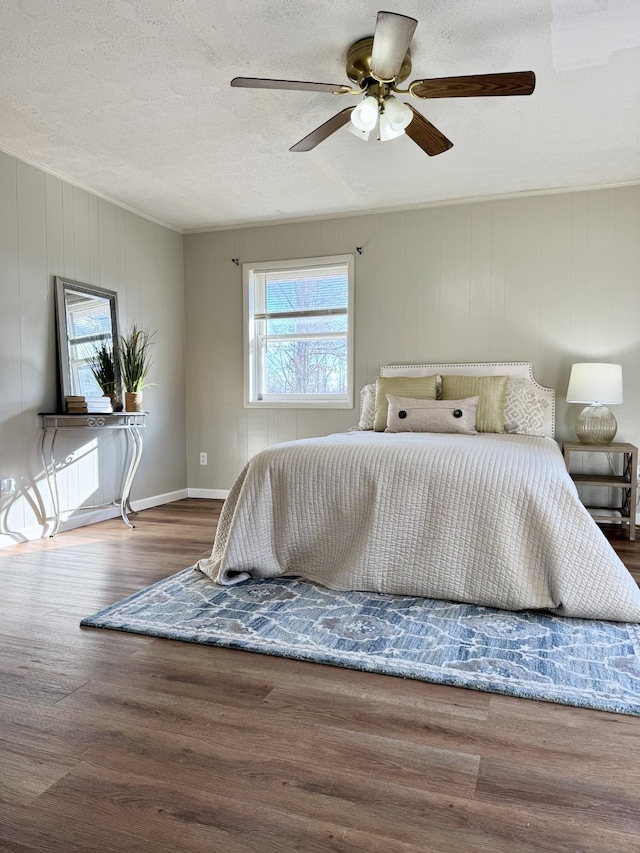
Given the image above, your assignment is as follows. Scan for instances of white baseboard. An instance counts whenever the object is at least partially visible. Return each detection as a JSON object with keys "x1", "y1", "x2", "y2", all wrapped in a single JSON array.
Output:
[
  {"x1": 0, "y1": 509, "x2": 121, "y2": 547},
  {"x1": 187, "y1": 488, "x2": 229, "y2": 500},
  {"x1": 0, "y1": 523, "x2": 53, "y2": 548},
  {"x1": 0, "y1": 488, "x2": 189, "y2": 549},
  {"x1": 130, "y1": 488, "x2": 189, "y2": 512}
]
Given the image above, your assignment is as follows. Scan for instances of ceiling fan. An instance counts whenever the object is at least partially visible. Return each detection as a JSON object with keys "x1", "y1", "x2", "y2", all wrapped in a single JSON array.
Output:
[{"x1": 231, "y1": 10, "x2": 535, "y2": 156}]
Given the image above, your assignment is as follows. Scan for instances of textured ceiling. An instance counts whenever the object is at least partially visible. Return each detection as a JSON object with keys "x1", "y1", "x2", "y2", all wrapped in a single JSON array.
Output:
[{"x1": 2, "y1": 0, "x2": 639, "y2": 231}]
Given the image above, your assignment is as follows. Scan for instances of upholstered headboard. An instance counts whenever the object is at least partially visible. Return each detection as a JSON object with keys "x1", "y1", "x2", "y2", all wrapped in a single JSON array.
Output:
[{"x1": 380, "y1": 362, "x2": 555, "y2": 439}]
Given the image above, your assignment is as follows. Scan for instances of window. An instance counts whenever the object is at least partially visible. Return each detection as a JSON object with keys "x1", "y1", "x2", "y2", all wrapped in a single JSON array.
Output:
[{"x1": 244, "y1": 255, "x2": 354, "y2": 408}]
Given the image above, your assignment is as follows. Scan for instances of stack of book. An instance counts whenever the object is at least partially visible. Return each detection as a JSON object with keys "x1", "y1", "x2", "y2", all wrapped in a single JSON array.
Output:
[
  {"x1": 65, "y1": 395, "x2": 88, "y2": 413},
  {"x1": 85, "y1": 396, "x2": 113, "y2": 413},
  {"x1": 65, "y1": 395, "x2": 113, "y2": 414}
]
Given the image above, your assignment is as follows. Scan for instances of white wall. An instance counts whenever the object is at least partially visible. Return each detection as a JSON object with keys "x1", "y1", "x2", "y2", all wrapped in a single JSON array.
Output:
[
  {"x1": 0, "y1": 151, "x2": 187, "y2": 545},
  {"x1": 184, "y1": 186, "x2": 640, "y2": 493}
]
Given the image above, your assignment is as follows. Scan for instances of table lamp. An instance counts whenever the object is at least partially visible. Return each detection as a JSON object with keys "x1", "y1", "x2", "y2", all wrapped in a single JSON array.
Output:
[{"x1": 566, "y1": 362, "x2": 623, "y2": 445}]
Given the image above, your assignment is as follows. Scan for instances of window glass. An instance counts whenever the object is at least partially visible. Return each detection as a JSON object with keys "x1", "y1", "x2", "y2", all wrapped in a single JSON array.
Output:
[{"x1": 244, "y1": 255, "x2": 354, "y2": 408}]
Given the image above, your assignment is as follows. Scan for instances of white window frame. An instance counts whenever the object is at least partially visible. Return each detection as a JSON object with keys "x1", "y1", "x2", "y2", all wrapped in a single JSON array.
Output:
[{"x1": 243, "y1": 254, "x2": 354, "y2": 409}]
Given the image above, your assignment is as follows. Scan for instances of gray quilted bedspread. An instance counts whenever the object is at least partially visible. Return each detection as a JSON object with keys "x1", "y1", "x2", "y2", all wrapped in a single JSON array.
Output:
[{"x1": 195, "y1": 432, "x2": 640, "y2": 622}]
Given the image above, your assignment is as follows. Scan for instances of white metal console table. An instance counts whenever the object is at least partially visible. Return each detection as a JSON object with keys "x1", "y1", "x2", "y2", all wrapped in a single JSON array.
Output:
[{"x1": 39, "y1": 412, "x2": 146, "y2": 536}]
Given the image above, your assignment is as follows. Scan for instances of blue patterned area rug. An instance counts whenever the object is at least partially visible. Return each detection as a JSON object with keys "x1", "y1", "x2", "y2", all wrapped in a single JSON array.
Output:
[{"x1": 80, "y1": 567, "x2": 640, "y2": 716}]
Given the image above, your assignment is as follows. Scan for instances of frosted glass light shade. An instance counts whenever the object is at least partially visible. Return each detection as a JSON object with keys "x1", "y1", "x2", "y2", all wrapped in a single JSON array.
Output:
[
  {"x1": 566, "y1": 363, "x2": 623, "y2": 404},
  {"x1": 351, "y1": 96, "x2": 379, "y2": 131},
  {"x1": 382, "y1": 96, "x2": 413, "y2": 130},
  {"x1": 347, "y1": 122, "x2": 371, "y2": 141},
  {"x1": 379, "y1": 112, "x2": 405, "y2": 141}
]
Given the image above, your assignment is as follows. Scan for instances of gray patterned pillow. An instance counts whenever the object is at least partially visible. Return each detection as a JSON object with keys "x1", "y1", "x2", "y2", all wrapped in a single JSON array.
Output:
[
  {"x1": 385, "y1": 395, "x2": 479, "y2": 434},
  {"x1": 503, "y1": 378, "x2": 550, "y2": 436}
]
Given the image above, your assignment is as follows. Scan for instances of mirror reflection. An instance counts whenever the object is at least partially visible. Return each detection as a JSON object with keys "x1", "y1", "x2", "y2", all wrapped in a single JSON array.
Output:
[{"x1": 55, "y1": 277, "x2": 121, "y2": 405}]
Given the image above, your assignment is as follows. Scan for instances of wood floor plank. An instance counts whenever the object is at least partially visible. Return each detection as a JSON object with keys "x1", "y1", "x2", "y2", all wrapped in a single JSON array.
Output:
[
  {"x1": 53, "y1": 676, "x2": 481, "y2": 794},
  {"x1": 0, "y1": 499, "x2": 638, "y2": 852},
  {"x1": 0, "y1": 799, "x2": 226, "y2": 853},
  {"x1": 77, "y1": 729, "x2": 480, "y2": 845},
  {"x1": 22, "y1": 760, "x2": 434, "y2": 853},
  {"x1": 475, "y1": 756, "x2": 640, "y2": 835},
  {"x1": 261, "y1": 680, "x2": 585, "y2": 762},
  {"x1": 0, "y1": 742, "x2": 76, "y2": 806}
]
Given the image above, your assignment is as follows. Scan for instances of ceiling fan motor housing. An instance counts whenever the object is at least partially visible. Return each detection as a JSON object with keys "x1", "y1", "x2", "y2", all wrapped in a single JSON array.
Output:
[{"x1": 346, "y1": 37, "x2": 412, "y2": 88}]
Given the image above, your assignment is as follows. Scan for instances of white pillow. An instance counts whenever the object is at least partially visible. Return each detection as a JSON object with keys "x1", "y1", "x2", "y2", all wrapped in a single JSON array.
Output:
[
  {"x1": 355, "y1": 383, "x2": 376, "y2": 430},
  {"x1": 503, "y1": 379, "x2": 550, "y2": 436},
  {"x1": 385, "y1": 395, "x2": 479, "y2": 434}
]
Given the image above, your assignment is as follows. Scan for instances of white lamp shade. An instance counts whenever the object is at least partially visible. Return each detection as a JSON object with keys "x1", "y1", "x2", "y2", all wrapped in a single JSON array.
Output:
[
  {"x1": 566, "y1": 363, "x2": 623, "y2": 404},
  {"x1": 351, "y1": 96, "x2": 379, "y2": 131},
  {"x1": 379, "y1": 112, "x2": 405, "y2": 141},
  {"x1": 347, "y1": 122, "x2": 371, "y2": 141},
  {"x1": 382, "y1": 96, "x2": 413, "y2": 131}
]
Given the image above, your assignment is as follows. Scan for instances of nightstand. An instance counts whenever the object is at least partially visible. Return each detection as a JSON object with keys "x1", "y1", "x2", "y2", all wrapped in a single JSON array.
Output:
[{"x1": 562, "y1": 442, "x2": 638, "y2": 541}]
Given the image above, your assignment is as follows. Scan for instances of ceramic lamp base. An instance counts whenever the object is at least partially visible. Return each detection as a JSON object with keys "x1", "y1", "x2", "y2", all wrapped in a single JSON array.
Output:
[{"x1": 575, "y1": 404, "x2": 617, "y2": 445}]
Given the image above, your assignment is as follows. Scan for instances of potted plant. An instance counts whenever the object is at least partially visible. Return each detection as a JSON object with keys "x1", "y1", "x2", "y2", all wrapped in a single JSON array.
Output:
[
  {"x1": 88, "y1": 343, "x2": 122, "y2": 411},
  {"x1": 119, "y1": 325, "x2": 155, "y2": 413}
]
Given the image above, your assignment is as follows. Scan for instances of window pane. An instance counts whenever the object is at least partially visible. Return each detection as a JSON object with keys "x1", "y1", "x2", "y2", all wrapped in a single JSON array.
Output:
[
  {"x1": 264, "y1": 269, "x2": 348, "y2": 314},
  {"x1": 65, "y1": 290, "x2": 113, "y2": 341},
  {"x1": 265, "y1": 314, "x2": 348, "y2": 336},
  {"x1": 69, "y1": 341, "x2": 102, "y2": 396},
  {"x1": 263, "y1": 338, "x2": 348, "y2": 395}
]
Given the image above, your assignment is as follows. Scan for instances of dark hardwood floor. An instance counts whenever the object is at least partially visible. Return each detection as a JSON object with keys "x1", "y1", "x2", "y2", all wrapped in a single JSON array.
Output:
[{"x1": 1, "y1": 500, "x2": 639, "y2": 852}]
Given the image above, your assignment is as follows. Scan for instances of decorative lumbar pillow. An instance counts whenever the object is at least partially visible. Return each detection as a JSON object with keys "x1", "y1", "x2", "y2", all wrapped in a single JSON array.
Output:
[
  {"x1": 374, "y1": 375, "x2": 438, "y2": 432},
  {"x1": 356, "y1": 383, "x2": 376, "y2": 430},
  {"x1": 440, "y1": 375, "x2": 508, "y2": 433},
  {"x1": 503, "y1": 378, "x2": 550, "y2": 436},
  {"x1": 385, "y1": 395, "x2": 479, "y2": 434}
]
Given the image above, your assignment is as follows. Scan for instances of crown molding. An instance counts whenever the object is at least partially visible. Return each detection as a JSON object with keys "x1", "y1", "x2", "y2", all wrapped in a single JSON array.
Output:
[
  {"x1": 184, "y1": 180, "x2": 640, "y2": 235},
  {"x1": 0, "y1": 144, "x2": 183, "y2": 234},
  {"x1": 2, "y1": 142, "x2": 637, "y2": 237}
]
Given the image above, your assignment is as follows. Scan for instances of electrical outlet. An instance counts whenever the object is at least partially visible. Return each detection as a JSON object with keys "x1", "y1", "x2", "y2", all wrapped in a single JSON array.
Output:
[
  {"x1": 199, "y1": 452, "x2": 207, "y2": 466},
  {"x1": 0, "y1": 478, "x2": 16, "y2": 497}
]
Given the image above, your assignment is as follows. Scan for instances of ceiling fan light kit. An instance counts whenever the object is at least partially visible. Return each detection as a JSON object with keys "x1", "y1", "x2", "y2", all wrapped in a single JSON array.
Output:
[{"x1": 231, "y1": 10, "x2": 536, "y2": 156}]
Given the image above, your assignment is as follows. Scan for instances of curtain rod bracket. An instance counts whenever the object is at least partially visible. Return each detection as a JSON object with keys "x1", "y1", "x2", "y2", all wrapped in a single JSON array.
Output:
[
  {"x1": 356, "y1": 247, "x2": 363, "y2": 255},
  {"x1": 231, "y1": 258, "x2": 239, "y2": 266}
]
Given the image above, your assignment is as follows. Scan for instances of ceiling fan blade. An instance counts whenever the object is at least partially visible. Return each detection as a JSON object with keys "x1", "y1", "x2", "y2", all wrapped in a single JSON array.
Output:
[
  {"x1": 231, "y1": 77, "x2": 349, "y2": 93},
  {"x1": 290, "y1": 108, "x2": 354, "y2": 152},
  {"x1": 410, "y1": 71, "x2": 536, "y2": 99},
  {"x1": 404, "y1": 106, "x2": 453, "y2": 156},
  {"x1": 370, "y1": 11, "x2": 418, "y2": 81}
]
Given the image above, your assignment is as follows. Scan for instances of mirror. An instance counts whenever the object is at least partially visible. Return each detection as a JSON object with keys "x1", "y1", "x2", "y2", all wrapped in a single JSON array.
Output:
[{"x1": 54, "y1": 277, "x2": 121, "y2": 406}]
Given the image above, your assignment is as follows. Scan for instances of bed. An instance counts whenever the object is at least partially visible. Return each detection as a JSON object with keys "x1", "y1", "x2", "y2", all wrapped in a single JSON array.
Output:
[{"x1": 196, "y1": 362, "x2": 640, "y2": 623}]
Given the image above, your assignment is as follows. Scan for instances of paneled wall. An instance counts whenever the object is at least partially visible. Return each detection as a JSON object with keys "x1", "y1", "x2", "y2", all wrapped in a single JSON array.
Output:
[
  {"x1": 184, "y1": 186, "x2": 640, "y2": 492},
  {"x1": 6, "y1": 153, "x2": 636, "y2": 543},
  {"x1": 0, "y1": 151, "x2": 187, "y2": 545}
]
